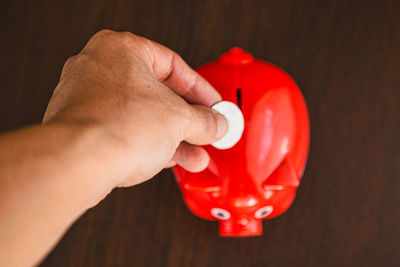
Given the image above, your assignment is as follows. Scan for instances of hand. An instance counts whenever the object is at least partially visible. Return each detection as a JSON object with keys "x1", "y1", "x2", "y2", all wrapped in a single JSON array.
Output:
[
  {"x1": 43, "y1": 30, "x2": 228, "y2": 187},
  {"x1": 0, "y1": 30, "x2": 229, "y2": 266}
]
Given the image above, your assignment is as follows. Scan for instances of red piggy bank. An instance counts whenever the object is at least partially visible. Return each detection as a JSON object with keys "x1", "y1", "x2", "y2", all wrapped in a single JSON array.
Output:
[{"x1": 173, "y1": 48, "x2": 310, "y2": 236}]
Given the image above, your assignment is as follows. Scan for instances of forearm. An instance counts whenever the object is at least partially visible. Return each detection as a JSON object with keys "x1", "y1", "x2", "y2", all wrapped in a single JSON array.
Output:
[
  {"x1": 0, "y1": 122, "x2": 121, "y2": 266},
  {"x1": 0, "y1": 30, "x2": 226, "y2": 267}
]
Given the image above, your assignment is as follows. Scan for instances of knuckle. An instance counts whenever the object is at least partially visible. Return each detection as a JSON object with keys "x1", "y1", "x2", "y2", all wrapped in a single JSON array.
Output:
[
  {"x1": 61, "y1": 55, "x2": 78, "y2": 75},
  {"x1": 112, "y1": 32, "x2": 139, "y2": 47},
  {"x1": 91, "y1": 30, "x2": 132, "y2": 47},
  {"x1": 64, "y1": 55, "x2": 77, "y2": 67},
  {"x1": 87, "y1": 30, "x2": 136, "y2": 57},
  {"x1": 107, "y1": 32, "x2": 141, "y2": 54},
  {"x1": 88, "y1": 30, "x2": 149, "y2": 63},
  {"x1": 115, "y1": 31, "x2": 133, "y2": 43},
  {"x1": 86, "y1": 29, "x2": 117, "y2": 50},
  {"x1": 94, "y1": 29, "x2": 115, "y2": 38}
]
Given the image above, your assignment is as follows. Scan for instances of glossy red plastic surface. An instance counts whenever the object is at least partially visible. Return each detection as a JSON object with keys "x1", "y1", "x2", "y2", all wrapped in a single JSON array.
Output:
[{"x1": 173, "y1": 48, "x2": 310, "y2": 237}]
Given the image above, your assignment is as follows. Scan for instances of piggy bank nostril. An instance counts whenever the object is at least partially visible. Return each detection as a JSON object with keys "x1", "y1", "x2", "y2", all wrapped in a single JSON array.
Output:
[{"x1": 238, "y1": 217, "x2": 248, "y2": 225}]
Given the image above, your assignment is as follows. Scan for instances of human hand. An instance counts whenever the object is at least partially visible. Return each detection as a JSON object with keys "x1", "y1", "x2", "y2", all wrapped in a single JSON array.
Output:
[
  {"x1": 43, "y1": 30, "x2": 228, "y2": 187},
  {"x1": 0, "y1": 30, "x2": 229, "y2": 266}
]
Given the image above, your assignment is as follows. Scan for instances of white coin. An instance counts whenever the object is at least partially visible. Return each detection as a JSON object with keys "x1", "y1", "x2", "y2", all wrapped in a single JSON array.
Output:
[{"x1": 211, "y1": 101, "x2": 244, "y2": 149}]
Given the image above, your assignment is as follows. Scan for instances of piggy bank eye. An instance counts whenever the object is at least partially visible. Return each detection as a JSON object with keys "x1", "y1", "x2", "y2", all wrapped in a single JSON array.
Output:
[
  {"x1": 211, "y1": 208, "x2": 231, "y2": 220},
  {"x1": 254, "y1": 206, "x2": 273, "y2": 218}
]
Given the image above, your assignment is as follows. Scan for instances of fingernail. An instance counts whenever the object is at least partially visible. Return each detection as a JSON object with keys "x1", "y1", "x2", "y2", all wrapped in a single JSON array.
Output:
[{"x1": 215, "y1": 112, "x2": 228, "y2": 139}]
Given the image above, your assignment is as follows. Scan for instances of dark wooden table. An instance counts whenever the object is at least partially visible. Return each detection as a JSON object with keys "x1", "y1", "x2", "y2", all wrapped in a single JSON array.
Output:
[{"x1": 1, "y1": 1, "x2": 399, "y2": 266}]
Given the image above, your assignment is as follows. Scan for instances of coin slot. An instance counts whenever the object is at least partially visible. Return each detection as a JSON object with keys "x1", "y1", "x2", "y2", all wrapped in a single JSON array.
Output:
[{"x1": 236, "y1": 88, "x2": 242, "y2": 108}]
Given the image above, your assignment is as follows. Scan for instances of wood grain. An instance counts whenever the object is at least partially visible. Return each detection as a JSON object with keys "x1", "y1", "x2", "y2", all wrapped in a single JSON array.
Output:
[{"x1": 0, "y1": 1, "x2": 399, "y2": 266}]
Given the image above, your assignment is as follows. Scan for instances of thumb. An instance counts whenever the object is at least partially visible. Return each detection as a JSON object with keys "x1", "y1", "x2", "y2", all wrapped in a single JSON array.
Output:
[{"x1": 183, "y1": 105, "x2": 228, "y2": 145}]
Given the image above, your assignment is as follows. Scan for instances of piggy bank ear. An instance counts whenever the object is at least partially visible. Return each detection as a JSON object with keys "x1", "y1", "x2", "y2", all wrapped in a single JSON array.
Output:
[
  {"x1": 245, "y1": 88, "x2": 295, "y2": 185},
  {"x1": 262, "y1": 156, "x2": 299, "y2": 190}
]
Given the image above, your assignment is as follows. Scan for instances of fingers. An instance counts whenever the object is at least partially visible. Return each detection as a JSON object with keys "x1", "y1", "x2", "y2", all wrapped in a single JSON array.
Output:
[
  {"x1": 139, "y1": 36, "x2": 228, "y2": 145},
  {"x1": 167, "y1": 105, "x2": 228, "y2": 172},
  {"x1": 170, "y1": 142, "x2": 210, "y2": 172},
  {"x1": 80, "y1": 30, "x2": 221, "y2": 106},
  {"x1": 139, "y1": 37, "x2": 222, "y2": 106},
  {"x1": 182, "y1": 105, "x2": 228, "y2": 145}
]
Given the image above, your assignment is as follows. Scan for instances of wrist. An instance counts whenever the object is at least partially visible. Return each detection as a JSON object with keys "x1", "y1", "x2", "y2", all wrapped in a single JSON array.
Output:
[{"x1": 41, "y1": 120, "x2": 128, "y2": 207}]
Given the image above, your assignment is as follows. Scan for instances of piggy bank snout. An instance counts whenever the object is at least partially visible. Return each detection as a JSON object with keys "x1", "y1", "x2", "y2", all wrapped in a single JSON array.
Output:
[{"x1": 219, "y1": 217, "x2": 262, "y2": 237}]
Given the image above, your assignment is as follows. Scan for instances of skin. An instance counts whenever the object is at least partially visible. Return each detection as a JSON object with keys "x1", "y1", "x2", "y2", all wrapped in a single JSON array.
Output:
[{"x1": 0, "y1": 30, "x2": 228, "y2": 267}]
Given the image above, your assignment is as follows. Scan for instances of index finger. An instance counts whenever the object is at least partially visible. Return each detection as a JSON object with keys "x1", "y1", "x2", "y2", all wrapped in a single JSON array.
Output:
[{"x1": 138, "y1": 36, "x2": 221, "y2": 106}]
